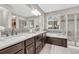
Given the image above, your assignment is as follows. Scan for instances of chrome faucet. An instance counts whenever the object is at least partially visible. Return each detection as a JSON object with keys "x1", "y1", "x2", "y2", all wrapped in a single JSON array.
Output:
[{"x1": 11, "y1": 29, "x2": 17, "y2": 35}]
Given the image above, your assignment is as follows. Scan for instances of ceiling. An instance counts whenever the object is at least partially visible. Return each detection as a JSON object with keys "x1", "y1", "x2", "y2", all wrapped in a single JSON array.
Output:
[
  {"x1": 38, "y1": 4, "x2": 79, "y2": 13},
  {"x1": 9, "y1": 4, "x2": 34, "y2": 17},
  {"x1": 5, "y1": 4, "x2": 79, "y2": 17}
]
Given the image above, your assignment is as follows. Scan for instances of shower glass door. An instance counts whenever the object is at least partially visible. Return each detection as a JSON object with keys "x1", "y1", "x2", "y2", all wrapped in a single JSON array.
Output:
[
  {"x1": 60, "y1": 15, "x2": 66, "y2": 35},
  {"x1": 60, "y1": 14, "x2": 79, "y2": 47},
  {"x1": 67, "y1": 14, "x2": 75, "y2": 46},
  {"x1": 76, "y1": 14, "x2": 79, "y2": 47}
]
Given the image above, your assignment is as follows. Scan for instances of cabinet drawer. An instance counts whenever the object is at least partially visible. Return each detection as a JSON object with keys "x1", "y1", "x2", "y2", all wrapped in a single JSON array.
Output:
[
  {"x1": 46, "y1": 37, "x2": 67, "y2": 47},
  {"x1": 15, "y1": 49, "x2": 24, "y2": 54},
  {"x1": 46, "y1": 37, "x2": 54, "y2": 44},
  {"x1": 36, "y1": 44, "x2": 42, "y2": 54},
  {"x1": 25, "y1": 38, "x2": 34, "y2": 46},
  {"x1": 35, "y1": 34, "x2": 43, "y2": 40},
  {"x1": 42, "y1": 33, "x2": 46, "y2": 38},
  {"x1": 0, "y1": 42, "x2": 24, "y2": 54},
  {"x1": 36, "y1": 42, "x2": 42, "y2": 48},
  {"x1": 26, "y1": 43, "x2": 34, "y2": 54},
  {"x1": 62, "y1": 39, "x2": 67, "y2": 47},
  {"x1": 53, "y1": 39, "x2": 62, "y2": 45}
]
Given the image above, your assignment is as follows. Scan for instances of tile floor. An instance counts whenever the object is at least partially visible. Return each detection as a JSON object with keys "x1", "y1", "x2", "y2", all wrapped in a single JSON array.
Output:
[{"x1": 40, "y1": 44, "x2": 79, "y2": 54}]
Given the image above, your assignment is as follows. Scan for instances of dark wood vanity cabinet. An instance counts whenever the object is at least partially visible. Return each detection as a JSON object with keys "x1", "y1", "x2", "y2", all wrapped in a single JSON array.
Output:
[
  {"x1": 34, "y1": 35, "x2": 43, "y2": 54},
  {"x1": 46, "y1": 37, "x2": 67, "y2": 47},
  {"x1": 15, "y1": 49, "x2": 24, "y2": 54},
  {"x1": 35, "y1": 33, "x2": 46, "y2": 54},
  {"x1": 26, "y1": 43, "x2": 35, "y2": 54},
  {"x1": 25, "y1": 37, "x2": 35, "y2": 54},
  {"x1": 42, "y1": 33, "x2": 46, "y2": 47},
  {"x1": 24, "y1": 33, "x2": 46, "y2": 54},
  {"x1": 24, "y1": 32, "x2": 46, "y2": 54},
  {"x1": 0, "y1": 41, "x2": 24, "y2": 54},
  {"x1": 0, "y1": 32, "x2": 46, "y2": 54}
]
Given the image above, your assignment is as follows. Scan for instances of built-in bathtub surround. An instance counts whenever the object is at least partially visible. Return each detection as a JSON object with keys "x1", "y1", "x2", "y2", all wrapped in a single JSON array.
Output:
[{"x1": 46, "y1": 32, "x2": 67, "y2": 39}]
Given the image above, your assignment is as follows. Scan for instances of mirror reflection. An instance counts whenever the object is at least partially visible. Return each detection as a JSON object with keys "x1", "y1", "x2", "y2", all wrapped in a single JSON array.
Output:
[{"x1": 0, "y1": 6, "x2": 42, "y2": 37}]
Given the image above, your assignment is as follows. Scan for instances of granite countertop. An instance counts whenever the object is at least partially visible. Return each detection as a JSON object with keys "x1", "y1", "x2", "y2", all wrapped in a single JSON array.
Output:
[
  {"x1": 46, "y1": 32, "x2": 68, "y2": 39},
  {"x1": 0, "y1": 31, "x2": 46, "y2": 50}
]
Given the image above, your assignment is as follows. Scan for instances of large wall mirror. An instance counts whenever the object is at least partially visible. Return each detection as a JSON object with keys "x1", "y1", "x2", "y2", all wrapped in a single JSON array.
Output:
[
  {"x1": 23, "y1": 19, "x2": 34, "y2": 31},
  {"x1": 0, "y1": 6, "x2": 9, "y2": 28}
]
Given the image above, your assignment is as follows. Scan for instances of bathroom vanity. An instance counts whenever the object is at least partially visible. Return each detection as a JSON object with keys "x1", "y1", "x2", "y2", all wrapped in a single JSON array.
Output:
[{"x1": 0, "y1": 31, "x2": 46, "y2": 54}]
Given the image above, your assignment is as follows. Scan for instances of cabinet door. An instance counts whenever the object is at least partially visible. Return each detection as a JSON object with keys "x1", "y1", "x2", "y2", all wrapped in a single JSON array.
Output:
[
  {"x1": 42, "y1": 37, "x2": 46, "y2": 47},
  {"x1": 36, "y1": 44, "x2": 42, "y2": 54},
  {"x1": 15, "y1": 49, "x2": 24, "y2": 54},
  {"x1": 35, "y1": 34, "x2": 43, "y2": 41},
  {"x1": 0, "y1": 42, "x2": 24, "y2": 54},
  {"x1": 52, "y1": 38, "x2": 62, "y2": 46},
  {"x1": 25, "y1": 38, "x2": 34, "y2": 46},
  {"x1": 46, "y1": 37, "x2": 67, "y2": 47},
  {"x1": 46, "y1": 37, "x2": 53, "y2": 44},
  {"x1": 26, "y1": 44, "x2": 34, "y2": 54},
  {"x1": 42, "y1": 33, "x2": 46, "y2": 46},
  {"x1": 76, "y1": 14, "x2": 79, "y2": 46},
  {"x1": 62, "y1": 39, "x2": 67, "y2": 47}
]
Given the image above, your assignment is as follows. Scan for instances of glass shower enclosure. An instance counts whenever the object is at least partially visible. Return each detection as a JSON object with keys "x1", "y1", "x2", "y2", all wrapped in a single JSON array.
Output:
[{"x1": 60, "y1": 14, "x2": 79, "y2": 47}]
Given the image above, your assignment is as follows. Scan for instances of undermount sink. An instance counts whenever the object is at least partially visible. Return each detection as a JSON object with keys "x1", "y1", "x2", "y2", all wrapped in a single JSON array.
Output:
[
  {"x1": 0, "y1": 35, "x2": 20, "y2": 40},
  {"x1": 0, "y1": 37, "x2": 10, "y2": 41},
  {"x1": 0, "y1": 32, "x2": 36, "y2": 41},
  {"x1": 0, "y1": 34, "x2": 27, "y2": 41}
]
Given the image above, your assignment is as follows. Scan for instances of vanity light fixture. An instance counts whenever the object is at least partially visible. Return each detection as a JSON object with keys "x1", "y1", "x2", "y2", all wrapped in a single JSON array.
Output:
[
  {"x1": 32, "y1": 9, "x2": 41, "y2": 16},
  {"x1": 12, "y1": 16, "x2": 16, "y2": 19},
  {"x1": 34, "y1": 9, "x2": 41, "y2": 15},
  {"x1": 32, "y1": 10, "x2": 38, "y2": 16}
]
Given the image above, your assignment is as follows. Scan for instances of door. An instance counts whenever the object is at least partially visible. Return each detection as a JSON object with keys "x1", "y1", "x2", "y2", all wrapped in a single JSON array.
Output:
[
  {"x1": 67, "y1": 14, "x2": 75, "y2": 46},
  {"x1": 26, "y1": 43, "x2": 34, "y2": 54},
  {"x1": 76, "y1": 14, "x2": 79, "y2": 46},
  {"x1": 60, "y1": 15, "x2": 66, "y2": 34}
]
